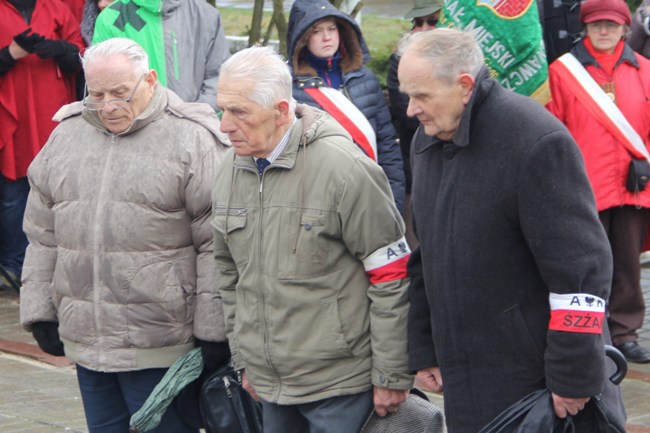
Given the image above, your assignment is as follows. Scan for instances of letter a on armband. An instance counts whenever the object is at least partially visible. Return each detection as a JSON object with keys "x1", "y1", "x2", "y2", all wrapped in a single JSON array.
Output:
[
  {"x1": 548, "y1": 293, "x2": 606, "y2": 334},
  {"x1": 363, "y1": 237, "x2": 411, "y2": 284}
]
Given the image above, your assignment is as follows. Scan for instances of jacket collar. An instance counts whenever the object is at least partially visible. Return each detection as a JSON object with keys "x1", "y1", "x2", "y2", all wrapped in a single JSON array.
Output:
[
  {"x1": 231, "y1": 104, "x2": 320, "y2": 173},
  {"x1": 571, "y1": 40, "x2": 640, "y2": 69},
  {"x1": 413, "y1": 66, "x2": 494, "y2": 154},
  {"x1": 80, "y1": 83, "x2": 167, "y2": 136}
]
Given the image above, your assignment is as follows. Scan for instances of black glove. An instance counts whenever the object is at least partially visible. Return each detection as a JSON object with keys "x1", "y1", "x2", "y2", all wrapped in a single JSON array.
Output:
[
  {"x1": 31, "y1": 321, "x2": 65, "y2": 357},
  {"x1": 33, "y1": 39, "x2": 81, "y2": 75},
  {"x1": 0, "y1": 47, "x2": 17, "y2": 76},
  {"x1": 13, "y1": 28, "x2": 45, "y2": 53},
  {"x1": 33, "y1": 39, "x2": 77, "y2": 59},
  {"x1": 196, "y1": 338, "x2": 230, "y2": 372}
]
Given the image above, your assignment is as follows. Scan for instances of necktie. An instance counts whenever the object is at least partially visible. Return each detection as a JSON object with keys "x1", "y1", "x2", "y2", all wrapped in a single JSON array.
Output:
[{"x1": 256, "y1": 158, "x2": 270, "y2": 175}]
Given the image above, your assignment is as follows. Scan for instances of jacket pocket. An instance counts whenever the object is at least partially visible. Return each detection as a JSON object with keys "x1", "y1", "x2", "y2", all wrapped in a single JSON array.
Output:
[
  {"x1": 211, "y1": 208, "x2": 249, "y2": 268},
  {"x1": 127, "y1": 256, "x2": 195, "y2": 339},
  {"x1": 273, "y1": 294, "x2": 354, "y2": 361},
  {"x1": 498, "y1": 304, "x2": 545, "y2": 378},
  {"x1": 277, "y1": 208, "x2": 331, "y2": 279}
]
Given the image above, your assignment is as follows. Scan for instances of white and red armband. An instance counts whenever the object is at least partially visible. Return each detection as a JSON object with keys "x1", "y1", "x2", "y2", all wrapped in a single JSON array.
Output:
[
  {"x1": 362, "y1": 237, "x2": 411, "y2": 284},
  {"x1": 548, "y1": 293, "x2": 606, "y2": 334}
]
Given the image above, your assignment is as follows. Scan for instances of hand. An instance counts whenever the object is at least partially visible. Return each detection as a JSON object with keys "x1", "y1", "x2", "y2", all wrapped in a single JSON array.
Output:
[
  {"x1": 31, "y1": 321, "x2": 65, "y2": 356},
  {"x1": 8, "y1": 40, "x2": 29, "y2": 60},
  {"x1": 551, "y1": 393, "x2": 590, "y2": 418},
  {"x1": 195, "y1": 339, "x2": 230, "y2": 371},
  {"x1": 373, "y1": 386, "x2": 409, "y2": 417},
  {"x1": 241, "y1": 370, "x2": 260, "y2": 402},
  {"x1": 33, "y1": 39, "x2": 77, "y2": 59},
  {"x1": 415, "y1": 367, "x2": 443, "y2": 393},
  {"x1": 13, "y1": 28, "x2": 45, "y2": 53}
]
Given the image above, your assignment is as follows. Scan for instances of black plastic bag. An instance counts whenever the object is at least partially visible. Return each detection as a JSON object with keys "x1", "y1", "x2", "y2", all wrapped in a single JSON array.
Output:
[
  {"x1": 478, "y1": 345, "x2": 627, "y2": 433},
  {"x1": 200, "y1": 360, "x2": 263, "y2": 433}
]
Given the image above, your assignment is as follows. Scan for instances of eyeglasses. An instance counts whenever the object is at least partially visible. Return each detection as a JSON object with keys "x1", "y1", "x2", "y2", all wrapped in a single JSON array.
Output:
[
  {"x1": 83, "y1": 73, "x2": 146, "y2": 111},
  {"x1": 412, "y1": 17, "x2": 439, "y2": 27},
  {"x1": 586, "y1": 20, "x2": 623, "y2": 31}
]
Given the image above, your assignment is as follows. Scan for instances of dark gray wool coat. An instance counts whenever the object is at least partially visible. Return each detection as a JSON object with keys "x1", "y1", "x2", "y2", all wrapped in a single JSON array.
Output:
[{"x1": 407, "y1": 67, "x2": 626, "y2": 433}]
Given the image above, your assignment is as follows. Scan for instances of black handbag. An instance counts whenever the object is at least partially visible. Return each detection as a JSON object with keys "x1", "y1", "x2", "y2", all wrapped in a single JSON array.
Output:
[
  {"x1": 625, "y1": 158, "x2": 650, "y2": 192},
  {"x1": 200, "y1": 360, "x2": 263, "y2": 433}
]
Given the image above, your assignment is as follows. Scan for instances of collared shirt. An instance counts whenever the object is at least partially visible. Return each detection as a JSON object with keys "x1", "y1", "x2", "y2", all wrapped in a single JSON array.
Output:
[{"x1": 254, "y1": 118, "x2": 297, "y2": 165}]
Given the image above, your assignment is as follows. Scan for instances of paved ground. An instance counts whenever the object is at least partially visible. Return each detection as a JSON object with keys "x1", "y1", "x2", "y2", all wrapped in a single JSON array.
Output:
[{"x1": 1, "y1": 270, "x2": 650, "y2": 433}]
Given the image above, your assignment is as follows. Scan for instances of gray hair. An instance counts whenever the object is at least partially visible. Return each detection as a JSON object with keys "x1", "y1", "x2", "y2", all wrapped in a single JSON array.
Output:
[
  {"x1": 219, "y1": 46, "x2": 295, "y2": 110},
  {"x1": 398, "y1": 28, "x2": 484, "y2": 84},
  {"x1": 82, "y1": 37, "x2": 150, "y2": 77}
]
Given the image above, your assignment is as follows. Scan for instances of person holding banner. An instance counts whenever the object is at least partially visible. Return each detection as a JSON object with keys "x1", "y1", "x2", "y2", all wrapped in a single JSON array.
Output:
[
  {"x1": 286, "y1": 0, "x2": 406, "y2": 212},
  {"x1": 400, "y1": 28, "x2": 626, "y2": 432},
  {"x1": 547, "y1": 0, "x2": 650, "y2": 364}
]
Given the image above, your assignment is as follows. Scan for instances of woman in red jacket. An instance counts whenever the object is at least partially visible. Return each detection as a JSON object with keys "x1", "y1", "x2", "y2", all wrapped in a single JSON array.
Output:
[
  {"x1": 547, "y1": 0, "x2": 650, "y2": 363},
  {"x1": 0, "y1": 0, "x2": 83, "y2": 289}
]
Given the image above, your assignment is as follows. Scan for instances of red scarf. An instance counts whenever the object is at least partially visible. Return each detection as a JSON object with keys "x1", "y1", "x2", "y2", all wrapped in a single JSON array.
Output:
[{"x1": 584, "y1": 37, "x2": 625, "y2": 77}]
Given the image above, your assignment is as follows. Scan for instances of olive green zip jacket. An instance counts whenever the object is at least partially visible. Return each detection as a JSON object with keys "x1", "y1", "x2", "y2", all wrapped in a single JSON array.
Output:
[{"x1": 212, "y1": 104, "x2": 413, "y2": 404}]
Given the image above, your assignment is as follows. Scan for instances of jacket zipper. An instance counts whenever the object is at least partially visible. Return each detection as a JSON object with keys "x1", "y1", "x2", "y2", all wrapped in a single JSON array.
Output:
[
  {"x1": 256, "y1": 170, "x2": 282, "y2": 400},
  {"x1": 92, "y1": 134, "x2": 117, "y2": 367},
  {"x1": 213, "y1": 207, "x2": 247, "y2": 216}
]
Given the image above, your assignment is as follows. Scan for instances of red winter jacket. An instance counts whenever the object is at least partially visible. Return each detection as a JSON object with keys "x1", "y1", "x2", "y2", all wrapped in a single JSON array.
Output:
[
  {"x1": 547, "y1": 40, "x2": 650, "y2": 211},
  {"x1": 0, "y1": 0, "x2": 83, "y2": 180}
]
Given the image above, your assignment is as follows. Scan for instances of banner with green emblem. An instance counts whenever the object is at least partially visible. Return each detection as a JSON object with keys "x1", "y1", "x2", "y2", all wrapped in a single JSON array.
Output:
[{"x1": 440, "y1": 0, "x2": 550, "y2": 104}]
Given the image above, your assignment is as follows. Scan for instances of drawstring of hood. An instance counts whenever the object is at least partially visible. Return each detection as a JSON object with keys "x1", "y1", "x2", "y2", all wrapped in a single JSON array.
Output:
[
  {"x1": 223, "y1": 151, "x2": 238, "y2": 243},
  {"x1": 293, "y1": 119, "x2": 308, "y2": 254}
]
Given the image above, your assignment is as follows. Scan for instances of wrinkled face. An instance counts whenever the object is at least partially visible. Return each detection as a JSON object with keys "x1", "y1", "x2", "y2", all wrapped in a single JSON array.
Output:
[
  {"x1": 84, "y1": 54, "x2": 156, "y2": 134},
  {"x1": 217, "y1": 76, "x2": 286, "y2": 158},
  {"x1": 412, "y1": 12, "x2": 440, "y2": 33},
  {"x1": 585, "y1": 20, "x2": 625, "y2": 54},
  {"x1": 307, "y1": 18, "x2": 340, "y2": 58},
  {"x1": 398, "y1": 53, "x2": 473, "y2": 141}
]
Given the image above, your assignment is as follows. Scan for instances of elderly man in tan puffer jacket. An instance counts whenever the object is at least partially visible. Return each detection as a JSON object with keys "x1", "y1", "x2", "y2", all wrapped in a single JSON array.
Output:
[{"x1": 19, "y1": 38, "x2": 230, "y2": 433}]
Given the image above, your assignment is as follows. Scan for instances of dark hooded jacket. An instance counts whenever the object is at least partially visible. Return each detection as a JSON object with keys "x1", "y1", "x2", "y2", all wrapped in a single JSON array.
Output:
[
  {"x1": 408, "y1": 67, "x2": 626, "y2": 432},
  {"x1": 628, "y1": 0, "x2": 650, "y2": 59},
  {"x1": 287, "y1": 0, "x2": 405, "y2": 211}
]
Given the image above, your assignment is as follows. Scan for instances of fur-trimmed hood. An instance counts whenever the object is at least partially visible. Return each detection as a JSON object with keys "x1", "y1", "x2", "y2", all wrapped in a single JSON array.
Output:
[{"x1": 287, "y1": 0, "x2": 370, "y2": 76}]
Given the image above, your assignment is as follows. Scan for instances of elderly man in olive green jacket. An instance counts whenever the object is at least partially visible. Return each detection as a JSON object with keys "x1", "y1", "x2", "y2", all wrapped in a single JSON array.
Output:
[{"x1": 212, "y1": 46, "x2": 413, "y2": 433}]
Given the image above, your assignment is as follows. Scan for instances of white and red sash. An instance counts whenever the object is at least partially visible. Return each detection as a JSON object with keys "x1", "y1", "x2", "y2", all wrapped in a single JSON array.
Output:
[
  {"x1": 554, "y1": 53, "x2": 649, "y2": 160},
  {"x1": 304, "y1": 87, "x2": 378, "y2": 161}
]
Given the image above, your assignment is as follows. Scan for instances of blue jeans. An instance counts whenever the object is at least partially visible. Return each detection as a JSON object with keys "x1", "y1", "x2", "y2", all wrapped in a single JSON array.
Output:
[
  {"x1": 0, "y1": 176, "x2": 29, "y2": 278},
  {"x1": 261, "y1": 390, "x2": 374, "y2": 433},
  {"x1": 76, "y1": 364, "x2": 198, "y2": 433}
]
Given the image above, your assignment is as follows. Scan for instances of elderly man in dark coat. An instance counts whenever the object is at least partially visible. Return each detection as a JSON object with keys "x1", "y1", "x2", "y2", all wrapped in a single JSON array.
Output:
[{"x1": 399, "y1": 28, "x2": 626, "y2": 433}]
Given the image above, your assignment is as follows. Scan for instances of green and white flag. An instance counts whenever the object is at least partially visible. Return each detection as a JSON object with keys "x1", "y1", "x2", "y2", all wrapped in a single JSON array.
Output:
[{"x1": 440, "y1": 0, "x2": 550, "y2": 104}]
